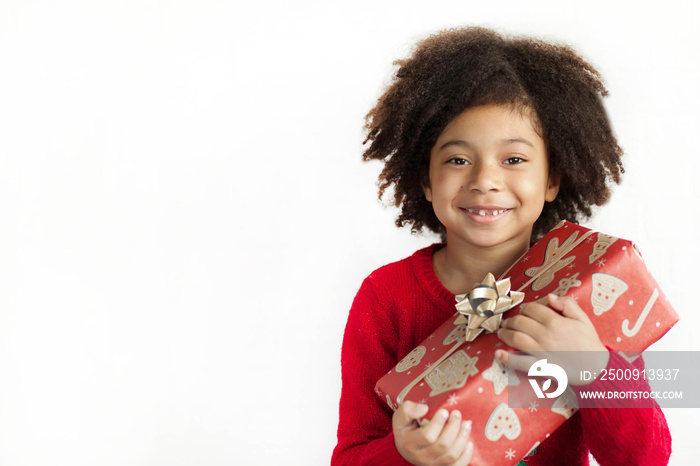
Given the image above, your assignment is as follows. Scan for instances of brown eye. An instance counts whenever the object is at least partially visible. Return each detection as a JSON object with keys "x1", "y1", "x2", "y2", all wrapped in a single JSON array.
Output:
[
  {"x1": 504, "y1": 157, "x2": 525, "y2": 165},
  {"x1": 447, "y1": 157, "x2": 469, "y2": 165}
]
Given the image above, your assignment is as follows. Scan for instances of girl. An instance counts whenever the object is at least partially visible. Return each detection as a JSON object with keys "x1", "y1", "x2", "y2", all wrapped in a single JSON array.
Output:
[{"x1": 332, "y1": 27, "x2": 671, "y2": 465}]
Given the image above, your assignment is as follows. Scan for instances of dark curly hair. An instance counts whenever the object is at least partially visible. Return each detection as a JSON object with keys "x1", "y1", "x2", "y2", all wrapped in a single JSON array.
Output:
[{"x1": 363, "y1": 27, "x2": 624, "y2": 240}]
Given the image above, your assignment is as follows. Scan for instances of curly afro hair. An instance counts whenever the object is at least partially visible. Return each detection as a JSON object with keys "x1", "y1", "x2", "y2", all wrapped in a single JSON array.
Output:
[{"x1": 363, "y1": 27, "x2": 624, "y2": 240}]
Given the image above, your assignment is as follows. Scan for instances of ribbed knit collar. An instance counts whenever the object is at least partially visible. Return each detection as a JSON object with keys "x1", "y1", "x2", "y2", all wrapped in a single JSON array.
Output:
[{"x1": 410, "y1": 243, "x2": 456, "y2": 311}]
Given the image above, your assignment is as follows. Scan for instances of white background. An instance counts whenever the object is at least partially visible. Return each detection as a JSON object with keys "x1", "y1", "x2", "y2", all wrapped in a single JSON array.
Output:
[{"x1": 0, "y1": 1, "x2": 698, "y2": 465}]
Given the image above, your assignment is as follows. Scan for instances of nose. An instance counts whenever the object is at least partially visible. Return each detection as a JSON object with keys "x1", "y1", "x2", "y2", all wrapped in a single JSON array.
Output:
[{"x1": 467, "y1": 160, "x2": 503, "y2": 193}]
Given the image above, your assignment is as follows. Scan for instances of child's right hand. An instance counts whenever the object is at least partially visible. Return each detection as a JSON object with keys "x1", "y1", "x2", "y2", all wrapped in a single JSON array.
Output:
[{"x1": 392, "y1": 401, "x2": 474, "y2": 465}]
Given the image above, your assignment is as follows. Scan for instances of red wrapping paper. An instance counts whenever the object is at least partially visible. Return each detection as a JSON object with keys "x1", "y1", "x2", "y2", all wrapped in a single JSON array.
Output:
[{"x1": 374, "y1": 221, "x2": 679, "y2": 465}]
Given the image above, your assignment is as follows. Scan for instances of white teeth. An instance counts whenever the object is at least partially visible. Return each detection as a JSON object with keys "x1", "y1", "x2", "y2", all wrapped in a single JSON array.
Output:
[{"x1": 467, "y1": 208, "x2": 508, "y2": 216}]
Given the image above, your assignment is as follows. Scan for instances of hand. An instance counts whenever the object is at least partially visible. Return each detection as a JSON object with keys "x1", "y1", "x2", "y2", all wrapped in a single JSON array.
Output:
[
  {"x1": 392, "y1": 401, "x2": 474, "y2": 465},
  {"x1": 496, "y1": 294, "x2": 609, "y2": 385}
]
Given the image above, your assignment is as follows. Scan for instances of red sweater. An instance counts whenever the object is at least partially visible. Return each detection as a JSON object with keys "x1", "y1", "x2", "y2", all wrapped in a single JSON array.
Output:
[{"x1": 332, "y1": 244, "x2": 671, "y2": 465}]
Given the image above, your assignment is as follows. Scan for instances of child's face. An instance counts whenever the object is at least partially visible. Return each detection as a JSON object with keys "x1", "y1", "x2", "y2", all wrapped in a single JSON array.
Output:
[{"x1": 423, "y1": 104, "x2": 559, "y2": 251}]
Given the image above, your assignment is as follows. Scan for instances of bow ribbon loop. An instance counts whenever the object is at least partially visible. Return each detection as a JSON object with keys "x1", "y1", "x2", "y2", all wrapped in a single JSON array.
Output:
[{"x1": 454, "y1": 273, "x2": 525, "y2": 341}]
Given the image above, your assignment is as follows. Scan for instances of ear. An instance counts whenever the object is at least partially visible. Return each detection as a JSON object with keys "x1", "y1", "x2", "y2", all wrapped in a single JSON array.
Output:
[
  {"x1": 545, "y1": 174, "x2": 560, "y2": 202},
  {"x1": 421, "y1": 157, "x2": 433, "y2": 202},
  {"x1": 422, "y1": 179, "x2": 432, "y2": 202}
]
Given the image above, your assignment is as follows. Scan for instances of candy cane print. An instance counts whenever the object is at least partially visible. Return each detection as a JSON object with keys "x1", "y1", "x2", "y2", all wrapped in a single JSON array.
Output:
[{"x1": 622, "y1": 288, "x2": 659, "y2": 337}]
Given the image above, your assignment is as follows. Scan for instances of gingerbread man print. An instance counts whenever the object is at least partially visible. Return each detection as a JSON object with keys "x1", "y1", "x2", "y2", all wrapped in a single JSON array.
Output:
[{"x1": 525, "y1": 232, "x2": 579, "y2": 291}]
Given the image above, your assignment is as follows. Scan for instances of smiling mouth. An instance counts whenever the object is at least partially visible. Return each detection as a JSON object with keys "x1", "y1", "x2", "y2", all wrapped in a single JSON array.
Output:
[{"x1": 463, "y1": 208, "x2": 511, "y2": 217}]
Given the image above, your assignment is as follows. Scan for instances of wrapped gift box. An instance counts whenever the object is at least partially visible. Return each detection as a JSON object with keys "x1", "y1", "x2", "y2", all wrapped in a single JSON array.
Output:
[{"x1": 374, "y1": 221, "x2": 679, "y2": 465}]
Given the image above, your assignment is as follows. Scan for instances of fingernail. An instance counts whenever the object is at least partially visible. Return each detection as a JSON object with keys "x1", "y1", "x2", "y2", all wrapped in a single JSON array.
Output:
[
  {"x1": 495, "y1": 349, "x2": 504, "y2": 358},
  {"x1": 463, "y1": 419, "x2": 472, "y2": 430},
  {"x1": 450, "y1": 410, "x2": 461, "y2": 420},
  {"x1": 437, "y1": 409, "x2": 449, "y2": 420}
]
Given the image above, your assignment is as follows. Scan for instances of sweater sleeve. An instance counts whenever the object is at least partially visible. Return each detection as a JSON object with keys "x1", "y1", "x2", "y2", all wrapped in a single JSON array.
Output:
[
  {"x1": 331, "y1": 277, "x2": 412, "y2": 465},
  {"x1": 573, "y1": 350, "x2": 672, "y2": 465}
]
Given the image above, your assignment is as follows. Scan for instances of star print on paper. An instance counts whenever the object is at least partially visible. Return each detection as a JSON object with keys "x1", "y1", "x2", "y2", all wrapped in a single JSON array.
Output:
[
  {"x1": 505, "y1": 448, "x2": 516, "y2": 460},
  {"x1": 596, "y1": 259, "x2": 607, "y2": 267},
  {"x1": 481, "y1": 357, "x2": 520, "y2": 395},
  {"x1": 528, "y1": 401, "x2": 539, "y2": 412},
  {"x1": 448, "y1": 393, "x2": 459, "y2": 405}
]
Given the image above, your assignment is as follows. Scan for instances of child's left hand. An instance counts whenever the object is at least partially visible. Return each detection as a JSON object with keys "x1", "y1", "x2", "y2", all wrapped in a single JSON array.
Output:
[{"x1": 496, "y1": 294, "x2": 609, "y2": 385}]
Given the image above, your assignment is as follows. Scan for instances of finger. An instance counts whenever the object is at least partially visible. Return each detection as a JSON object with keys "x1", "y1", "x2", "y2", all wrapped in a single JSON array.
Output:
[
  {"x1": 495, "y1": 348, "x2": 508, "y2": 366},
  {"x1": 549, "y1": 294, "x2": 591, "y2": 324},
  {"x1": 435, "y1": 410, "x2": 464, "y2": 451},
  {"x1": 496, "y1": 349, "x2": 539, "y2": 373},
  {"x1": 518, "y1": 302, "x2": 559, "y2": 325},
  {"x1": 438, "y1": 418, "x2": 472, "y2": 464},
  {"x1": 497, "y1": 327, "x2": 541, "y2": 352},
  {"x1": 393, "y1": 400, "x2": 429, "y2": 431},
  {"x1": 501, "y1": 314, "x2": 545, "y2": 339},
  {"x1": 456, "y1": 440, "x2": 474, "y2": 466},
  {"x1": 504, "y1": 351, "x2": 539, "y2": 373},
  {"x1": 421, "y1": 408, "x2": 451, "y2": 445}
]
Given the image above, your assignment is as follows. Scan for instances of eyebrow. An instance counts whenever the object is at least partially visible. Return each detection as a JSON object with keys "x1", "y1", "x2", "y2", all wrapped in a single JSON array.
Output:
[
  {"x1": 500, "y1": 138, "x2": 534, "y2": 148},
  {"x1": 437, "y1": 138, "x2": 535, "y2": 151}
]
